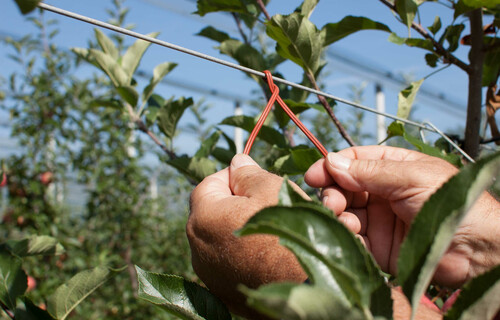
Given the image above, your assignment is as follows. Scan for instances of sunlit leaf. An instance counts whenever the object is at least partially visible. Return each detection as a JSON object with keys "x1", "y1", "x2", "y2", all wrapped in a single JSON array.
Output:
[
  {"x1": 397, "y1": 79, "x2": 424, "y2": 120},
  {"x1": 157, "y1": 97, "x2": 194, "y2": 140},
  {"x1": 297, "y1": 0, "x2": 319, "y2": 19},
  {"x1": 242, "y1": 283, "x2": 365, "y2": 320},
  {"x1": 220, "y1": 115, "x2": 287, "y2": 148},
  {"x1": 5, "y1": 235, "x2": 64, "y2": 257},
  {"x1": 195, "y1": 0, "x2": 249, "y2": 16},
  {"x1": 398, "y1": 152, "x2": 500, "y2": 319},
  {"x1": 0, "y1": 251, "x2": 27, "y2": 309},
  {"x1": 266, "y1": 13, "x2": 324, "y2": 73},
  {"x1": 444, "y1": 265, "x2": 500, "y2": 320},
  {"x1": 322, "y1": 16, "x2": 391, "y2": 46},
  {"x1": 94, "y1": 29, "x2": 119, "y2": 60},
  {"x1": 47, "y1": 266, "x2": 118, "y2": 320},
  {"x1": 88, "y1": 49, "x2": 129, "y2": 87},
  {"x1": 136, "y1": 266, "x2": 231, "y2": 320},
  {"x1": 14, "y1": 0, "x2": 42, "y2": 14},
  {"x1": 388, "y1": 33, "x2": 434, "y2": 51},
  {"x1": 238, "y1": 204, "x2": 392, "y2": 318},
  {"x1": 121, "y1": 32, "x2": 160, "y2": 83},
  {"x1": 277, "y1": 178, "x2": 310, "y2": 207},
  {"x1": 142, "y1": 62, "x2": 177, "y2": 104},
  {"x1": 196, "y1": 26, "x2": 230, "y2": 43},
  {"x1": 428, "y1": 16, "x2": 442, "y2": 35}
]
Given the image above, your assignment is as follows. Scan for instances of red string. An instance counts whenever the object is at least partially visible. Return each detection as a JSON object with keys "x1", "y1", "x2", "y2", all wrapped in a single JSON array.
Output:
[{"x1": 243, "y1": 70, "x2": 328, "y2": 157}]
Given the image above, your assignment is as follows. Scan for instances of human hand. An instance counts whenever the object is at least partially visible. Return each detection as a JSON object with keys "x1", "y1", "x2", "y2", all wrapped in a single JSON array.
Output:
[
  {"x1": 187, "y1": 154, "x2": 307, "y2": 318},
  {"x1": 305, "y1": 145, "x2": 500, "y2": 288}
]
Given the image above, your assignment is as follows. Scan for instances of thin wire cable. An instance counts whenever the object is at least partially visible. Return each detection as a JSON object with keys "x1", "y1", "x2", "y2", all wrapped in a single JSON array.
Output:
[
  {"x1": 37, "y1": 2, "x2": 434, "y2": 132},
  {"x1": 423, "y1": 122, "x2": 475, "y2": 163}
]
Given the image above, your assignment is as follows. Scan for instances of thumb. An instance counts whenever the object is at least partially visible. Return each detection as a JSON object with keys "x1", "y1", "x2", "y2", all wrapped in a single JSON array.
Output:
[
  {"x1": 325, "y1": 152, "x2": 414, "y2": 199},
  {"x1": 230, "y1": 154, "x2": 283, "y2": 200}
]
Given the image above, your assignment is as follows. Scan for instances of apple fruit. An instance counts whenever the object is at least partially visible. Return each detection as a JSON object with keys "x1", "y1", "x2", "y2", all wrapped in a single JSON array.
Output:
[
  {"x1": 40, "y1": 171, "x2": 53, "y2": 185},
  {"x1": 27, "y1": 275, "x2": 37, "y2": 292},
  {"x1": 0, "y1": 172, "x2": 6, "y2": 187}
]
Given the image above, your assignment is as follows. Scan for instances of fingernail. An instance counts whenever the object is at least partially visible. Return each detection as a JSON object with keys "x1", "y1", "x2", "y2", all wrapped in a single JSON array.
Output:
[
  {"x1": 327, "y1": 153, "x2": 351, "y2": 171},
  {"x1": 231, "y1": 154, "x2": 259, "y2": 170}
]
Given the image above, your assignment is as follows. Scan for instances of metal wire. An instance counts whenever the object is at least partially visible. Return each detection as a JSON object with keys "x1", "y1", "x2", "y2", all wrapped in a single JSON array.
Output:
[
  {"x1": 37, "y1": 2, "x2": 433, "y2": 132},
  {"x1": 37, "y1": 2, "x2": 479, "y2": 162}
]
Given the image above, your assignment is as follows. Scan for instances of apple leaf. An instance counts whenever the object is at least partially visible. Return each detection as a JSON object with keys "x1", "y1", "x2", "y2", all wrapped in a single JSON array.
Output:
[
  {"x1": 0, "y1": 251, "x2": 27, "y2": 309},
  {"x1": 395, "y1": 0, "x2": 418, "y2": 34},
  {"x1": 274, "y1": 147, "x2": 322, "y2": 175},
  {"x1": 322, "y1": 16, "x2": 391, "y2": 46},
  {"x1": 220, "y1": 115, "x2": 287, "y2": 148},
  {"x1": 135, "y1": 266, "x2": 231, "y2": 320},
  {"x1": 397, "y1": 79, "x2": 424, "y2": 120},
  {"x1": 14, "y1": 0, "x2": 42, "y2": 14},
  {"x1": 142, "y1": 62, "x2": 177, "y2": 104},
  {"x1": 94, "y1": 29, "x2": 119, "y2": 60},
  {"x1": 47, "y1": 266, "x2": 119, "y2": 320},
  {"x1": 157, "y1": 97, "x2": 194, "y2": 140},
  {"x1": 121, "y1": 32, "x2": 159, "y2": 83},
  {"x1": 5, "y1": 235, "x2": 65, "y2": 257}
]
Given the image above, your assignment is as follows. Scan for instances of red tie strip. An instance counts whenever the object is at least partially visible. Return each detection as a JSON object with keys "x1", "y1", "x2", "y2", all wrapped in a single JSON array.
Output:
[{"x1": 243, "y1": 70, "x2": 328, "y2": 157}]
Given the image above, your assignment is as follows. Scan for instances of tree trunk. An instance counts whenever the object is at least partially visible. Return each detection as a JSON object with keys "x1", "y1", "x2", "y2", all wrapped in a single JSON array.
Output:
[{"x1": 464, "y1": 9, "x2": 484, "y2": 159}]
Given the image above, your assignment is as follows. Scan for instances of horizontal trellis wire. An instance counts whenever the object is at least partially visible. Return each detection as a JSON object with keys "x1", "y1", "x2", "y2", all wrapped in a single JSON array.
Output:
[{"x1": 36, "y1": 2, "x2": 474, "y2": 162}]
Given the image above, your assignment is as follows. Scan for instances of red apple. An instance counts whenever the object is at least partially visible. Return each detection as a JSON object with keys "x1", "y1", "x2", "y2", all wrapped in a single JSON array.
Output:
[
  {"x1": 40, "y1": 171, "x2": 53, "y2": 185},
  {"x1": 0, "y1": 172, "x2": 6, "y2": 187},
  {"x1": 27, "y1": 275, "x2": 37, "y2": 292}
]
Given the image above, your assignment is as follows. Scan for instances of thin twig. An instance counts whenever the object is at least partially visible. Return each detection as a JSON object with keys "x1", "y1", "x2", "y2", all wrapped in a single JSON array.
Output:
[
  {"x1": 255, "y1": 0, "x2": 271, "y2": 21},
  {"x1": 135, "y1": 120, "x2": 177, "y2": 160},
  {"x1": 231, "y1": 13, "x2": 249, "y2": 44},
  {"x1": 378, "y1": 0, "x2": 470, "y2": 73},
  {"x1": 306, "y1": 72, "x2": 356, "y2": 147}
]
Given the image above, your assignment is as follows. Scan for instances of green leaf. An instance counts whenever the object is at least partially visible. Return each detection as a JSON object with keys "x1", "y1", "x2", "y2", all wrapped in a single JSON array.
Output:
[
  {"x1": 242, "y1": 283, "x2": 365, "y2": 320},
  {"x1": 0, "y1": 251, "x2": 27, "y2": 309},
  {"x1": 121, "y1": 32, "x2": 159, "y2": 83},
  {"x1": 14, "y1": 0, "x2": 42, "y2": 14},
  {"x1": 167, "y1": 156, "x2": 217, "y2": 183},
  {"x1": 482, "y1": 43, "x2": 500, "y2": 86},
  {"x1": 425, "y1": 53, "x2": 439, "y2": 68},
  {"x1": 395, "y1": 0, "x2": 419, "y2": 33},
  {"x1": 117, "y1": 86, "x2": 139, "y2": 107},
  {"x1": 397, "y1": 79, "x2": 424, "y2": 120},
  {"x1": 136, "y1": 266, "x2": 231, "y2": 320},
  {"x1": 388, "y1": 33, "x2": 434, "y2": 51},
  {"x1": 454, "y1": 0, "x2": 475, "y2": 19},
  {"x1": 274, "y1": 147, "x2": 322, "y2": 175},
  {"x1": 5, "y1": 235, "x2": 65, "y2": 257},
  {"x1": 275, "y1": 99, "x2": 322, "y2": 128},
  {"x1": 94, "y1": 29, "x2": 119, "y2": 60},
  {"x1": 444, "y1": 24, "x2": 465, "y2": 52},
  {"x1": 220, "y1": 115, "x2": 287, "y2": 148},
  {"x1": 47, "y1": 266, "x2": 118, "y2": 320},
  {"x1": 157, "y1": 97, "x2": 194, "y2": 140},
  {"x1": 322, "y1": 16, "x2": 391, "y2": 46},
  {"x1": 89, "y1": 98, "x2": 124, "y2": 110},
  {"x1": 194, "y1": 131, "x2": 221, "y2": 158},
  {"x1": 266, "y1": 13, "x2": 324, "y2": 73},
  {"x1": 196, "y1": 26, "x2": 230, "y2": 43},
  {"x1": 142, "y1": 62, "x2": 177, "y2": 104},
  {"x1": 219, "y1": 40, "x2": 266, "y2": 81},
  {"x1": 398, "y1": 152, "x2": 500, "y2": 319},
  {"x1": 195, "y1": 0, "x2": 250, "y2": 16},
  {"x1": 428, "y1": 16, "x2": 442, "y2": 35},
  {"x1": 462, "y1": 0, "x2": 499, "y2": 9},
  {"x1": 88, "y1": 49, "x2": 129, "y2": 87},
  {"x1": 444, "y1": 264, "x2": 500, "y2": 320},
  {"x1": 297, "y1": 0, "x2": 319, "y2": 19},
  {"x1": 237, "y1": 204, "x2": 392, "y2": 318}
]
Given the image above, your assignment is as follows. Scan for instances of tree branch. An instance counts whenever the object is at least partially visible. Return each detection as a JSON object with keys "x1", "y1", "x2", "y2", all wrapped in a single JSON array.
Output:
[
  {"x1": 378, "y1": 0, "x2": 470, "y2": 73},
  {"x1": 306, "y1": 72, "x2": 357, "y2": 147},
  {"x1": 255, "y1": 0, "x2": 271, "y2": 21},
  {"x1": 231, "y1": 13, "x2": 249, "y2": 45}
]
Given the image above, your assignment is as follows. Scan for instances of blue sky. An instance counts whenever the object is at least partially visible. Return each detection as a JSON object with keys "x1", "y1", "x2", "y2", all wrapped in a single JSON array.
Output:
[{"x1": 1, "y1": 0, "x2": 486, "y2": 155}]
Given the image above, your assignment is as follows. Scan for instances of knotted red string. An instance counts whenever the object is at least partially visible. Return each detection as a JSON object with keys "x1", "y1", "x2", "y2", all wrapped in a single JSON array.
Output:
[{"x1": 243, "y1": 70, "x2": 328, "y2": 157}]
